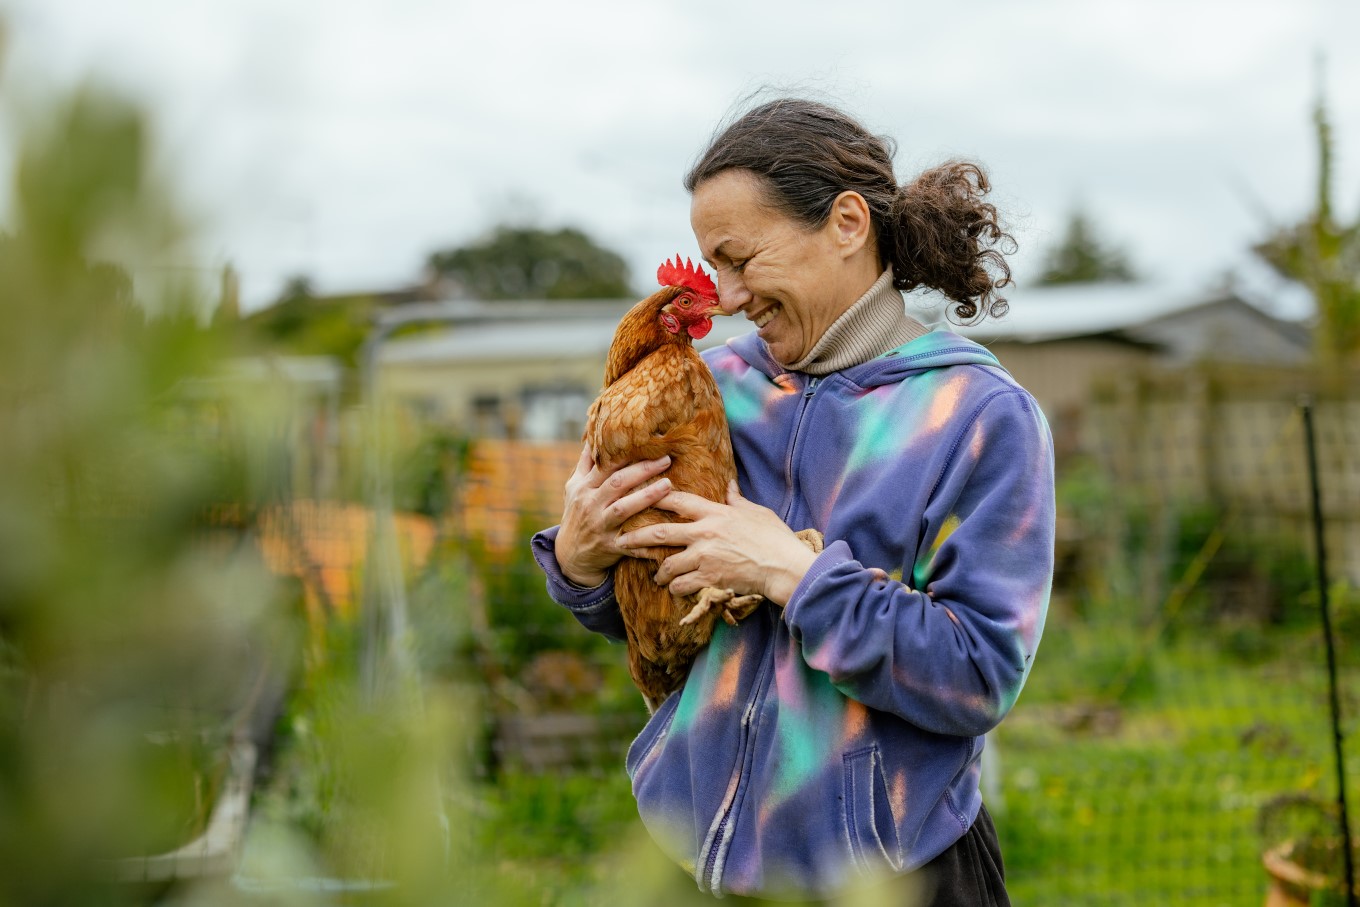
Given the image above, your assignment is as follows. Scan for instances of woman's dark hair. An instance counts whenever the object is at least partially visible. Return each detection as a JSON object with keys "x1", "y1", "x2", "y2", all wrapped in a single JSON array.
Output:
[{"x1": 684, "y1": 98, "x2": 1014, "y2": 324}]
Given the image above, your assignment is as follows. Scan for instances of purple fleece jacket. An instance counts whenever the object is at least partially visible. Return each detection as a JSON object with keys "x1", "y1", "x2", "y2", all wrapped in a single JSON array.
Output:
[{"x1": 531, "y1": 328, "x2": 1055, "y2": 899}]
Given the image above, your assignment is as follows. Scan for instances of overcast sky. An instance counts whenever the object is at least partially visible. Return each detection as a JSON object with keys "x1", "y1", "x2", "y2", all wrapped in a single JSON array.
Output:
[{"x1": 2, "y1": 0, "x2": 1357, "y2": 314}]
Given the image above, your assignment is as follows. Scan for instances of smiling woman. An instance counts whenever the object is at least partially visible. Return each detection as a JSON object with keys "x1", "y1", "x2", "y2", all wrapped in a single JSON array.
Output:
[
  {"x1": 685, "y1": 97, "x2": 1016, "y2": 354},
  {"x1": 533, "y1": 97, "x2": 1054, "y2": 905}
]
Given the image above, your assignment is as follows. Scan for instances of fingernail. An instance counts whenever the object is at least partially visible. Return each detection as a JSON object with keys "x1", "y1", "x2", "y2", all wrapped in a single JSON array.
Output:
[{"x1": 656, "y1": 455, "x2": 671, "y2": 465}]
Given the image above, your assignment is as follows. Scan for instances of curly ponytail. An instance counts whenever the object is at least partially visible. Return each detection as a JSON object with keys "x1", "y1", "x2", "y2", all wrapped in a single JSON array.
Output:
[
  {"x1": 686, "y1": 98, "x2": 1016, "y2": 326},
  {"x1": 887, "y1": 161, "x2": 1013, "y2": 324}
]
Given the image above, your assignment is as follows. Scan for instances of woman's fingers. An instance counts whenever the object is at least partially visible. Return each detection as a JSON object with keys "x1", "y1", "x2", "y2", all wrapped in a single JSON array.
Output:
[
  {"x1": 651, "y1": 489, "x2": 722, "y2": 520},
  {"x1": 616, "y1": 509, "x2": 704, "y2": 551},
  {"x1": 654, "y1": 547, "x2": 701, "y2": 591},
  {"x1": 574, "y1": 442, "x2": 595, "y2": 475},
  {"x1": 617, "y1": 490, "x2": 728, "y2": 550},
  {"x1": 604, "y1": 475, "x2": 672, "y2": 529},
  {"x1": 599, "y1": 455, "x2": 671, "y2": 497},
  {"x1": 621, "y1": 487, "x2": 817, "y2": 605},
  {"x1": 557, "y1": 451, "x2": 671, "y2": 586}
]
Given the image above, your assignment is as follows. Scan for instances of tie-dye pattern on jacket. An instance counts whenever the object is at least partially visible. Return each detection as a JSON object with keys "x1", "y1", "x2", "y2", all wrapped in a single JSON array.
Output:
[{"x1": 531, "y1": 329, "x2": 1055, "y2": 899}]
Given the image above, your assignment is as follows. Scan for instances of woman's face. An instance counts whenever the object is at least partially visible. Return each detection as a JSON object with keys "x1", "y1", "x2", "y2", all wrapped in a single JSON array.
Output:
[{"x1": 690, "y1": 169, "x2": 867, "y2": 366}]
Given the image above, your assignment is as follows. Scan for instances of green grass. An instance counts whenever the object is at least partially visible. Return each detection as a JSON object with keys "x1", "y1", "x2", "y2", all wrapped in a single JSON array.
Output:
[{"x1": 992, "y1": 629, "x2": 1355, "y2": 906}]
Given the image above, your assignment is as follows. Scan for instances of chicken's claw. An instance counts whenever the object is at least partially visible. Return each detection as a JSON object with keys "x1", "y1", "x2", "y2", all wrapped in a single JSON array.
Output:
[
  {"x1": 795, "y1": 528, "x2": 825, "y2": 554},
  {"x1": 679, "y1": 587, "x2": 755, "y2": 627},
  {"x1": 721, "y1": 593, "x2": 765, "y2": 625},
  {"x1": 677, "y1": 528, "x2": 825, "y2": 628}
]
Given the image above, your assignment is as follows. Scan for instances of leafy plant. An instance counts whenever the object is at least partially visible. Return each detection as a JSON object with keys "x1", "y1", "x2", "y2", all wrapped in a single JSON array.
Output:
[{"x1": 1254, "y1": 84, "x2": 1360, "y2": 365}]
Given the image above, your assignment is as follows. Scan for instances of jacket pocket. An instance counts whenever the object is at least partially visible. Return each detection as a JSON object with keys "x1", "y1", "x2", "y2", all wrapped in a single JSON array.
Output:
[
  {"x1": 842, "y1": 745, "x2": 904, "y2": 875},
  {"x1": 626, "y1": 691, "x2": 679, "y2": 780}
]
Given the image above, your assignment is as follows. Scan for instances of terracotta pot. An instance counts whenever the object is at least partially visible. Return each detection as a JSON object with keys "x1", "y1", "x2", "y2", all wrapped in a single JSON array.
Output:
[{"x1": 1263, "y1": 842, "x2": 1356, "y2": 907}]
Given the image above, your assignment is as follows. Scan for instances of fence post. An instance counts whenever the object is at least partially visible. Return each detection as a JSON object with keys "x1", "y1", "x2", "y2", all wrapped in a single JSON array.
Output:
[{"x1": 1301, "y1": 397, "x2": 1357, "y2": 907}]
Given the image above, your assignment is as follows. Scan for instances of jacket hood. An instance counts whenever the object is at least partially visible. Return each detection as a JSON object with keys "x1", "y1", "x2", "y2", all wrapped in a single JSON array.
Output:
[{"x1": 723, "y1": 328, "x2": 1006, "y2": 388}]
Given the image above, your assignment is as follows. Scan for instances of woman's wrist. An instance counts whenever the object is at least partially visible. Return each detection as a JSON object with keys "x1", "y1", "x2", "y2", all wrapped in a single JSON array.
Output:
[
  {"x1": 562, "y1": 563, "x2": 609, "y2": 589},
  {"x1": 554, "y1": 524, "x2": 609, "y2": 588},
  {"x1": 764, "y1": 544, "x2": 819, "y2": 607}
]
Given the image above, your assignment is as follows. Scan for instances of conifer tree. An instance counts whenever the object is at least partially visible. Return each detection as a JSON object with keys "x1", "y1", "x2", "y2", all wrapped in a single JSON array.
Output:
[{"x1": 1036, "y1": 208, "x2": 1138, "y2": 286}]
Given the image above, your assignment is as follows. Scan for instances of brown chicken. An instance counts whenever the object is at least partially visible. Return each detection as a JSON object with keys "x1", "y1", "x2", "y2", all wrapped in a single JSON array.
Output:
[{"x1": 586, "y1": 257, "x2": 821, "y2": 711}]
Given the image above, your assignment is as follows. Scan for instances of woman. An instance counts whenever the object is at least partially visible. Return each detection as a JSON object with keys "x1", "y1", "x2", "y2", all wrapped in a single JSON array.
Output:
[{"x1": 531, "y1": 98, "x2": 1054, "y2": 904}]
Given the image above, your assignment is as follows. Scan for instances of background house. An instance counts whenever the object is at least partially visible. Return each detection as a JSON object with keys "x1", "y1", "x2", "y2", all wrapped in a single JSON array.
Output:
[{"x1": 951, "y1": 281, "x2": 1314, "y2": 460}]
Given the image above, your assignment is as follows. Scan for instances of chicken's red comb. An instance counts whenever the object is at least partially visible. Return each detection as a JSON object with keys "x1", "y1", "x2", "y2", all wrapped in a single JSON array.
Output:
[{"x1": 657, "y1": 256, "x2": 717, "y2": 300}]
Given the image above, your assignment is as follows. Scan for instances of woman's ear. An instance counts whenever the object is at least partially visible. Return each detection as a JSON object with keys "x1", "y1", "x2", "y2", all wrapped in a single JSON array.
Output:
[{"x1": 828, "y1": 190, "x2": 872, "y2": 257}]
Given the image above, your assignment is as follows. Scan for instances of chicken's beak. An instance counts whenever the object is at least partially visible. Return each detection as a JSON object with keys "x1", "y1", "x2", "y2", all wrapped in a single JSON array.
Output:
[{"x1": 700, "y1": 299, "x2": 727, "y2": 317}]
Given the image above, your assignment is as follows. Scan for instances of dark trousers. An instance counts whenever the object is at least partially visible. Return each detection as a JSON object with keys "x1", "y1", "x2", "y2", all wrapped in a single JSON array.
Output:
[
  {"x1": 914, "y1": 803, "x2": 1010, "y2": 907},
  {"x1": 723, "y1": 804, "x2": 1010, "y2": 906}
]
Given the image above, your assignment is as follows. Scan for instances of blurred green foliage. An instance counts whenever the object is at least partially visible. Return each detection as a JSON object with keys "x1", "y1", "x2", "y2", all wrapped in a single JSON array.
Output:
[
  {"x1": 0, "y1": 81, "x2": 286, "y2": 904},
  {"x1": 427, "y1": 225, "x2": 634, "y2": 299},
  {"x1": 391, "y1": 427, "x2": 469, "y2": 520},
  {"x1": 1254, "y1": 89, "x2": 1360, "y2": 365},
  {"x1": 240, "y1": 281, "x2": 372, "y2": 372}
]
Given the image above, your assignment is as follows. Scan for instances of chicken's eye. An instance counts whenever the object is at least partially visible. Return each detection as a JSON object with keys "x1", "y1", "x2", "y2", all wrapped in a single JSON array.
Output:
[{"x1": 676, "y1": 295, "x2": 693, "y2": 308}]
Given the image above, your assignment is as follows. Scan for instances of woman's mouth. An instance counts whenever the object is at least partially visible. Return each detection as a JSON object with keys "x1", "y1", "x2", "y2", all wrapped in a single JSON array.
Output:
[{"x1": 752, "y1": 304, "x2": 780, "y2": 328}]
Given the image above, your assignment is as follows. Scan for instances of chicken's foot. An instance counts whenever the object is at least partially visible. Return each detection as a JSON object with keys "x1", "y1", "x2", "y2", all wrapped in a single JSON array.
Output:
[
  {"x1": 677, "y1": 529, "x2": 825, "y2": 627},
  {"x1": 679, "y1": 587, "x2": 764, "y2": 628}
]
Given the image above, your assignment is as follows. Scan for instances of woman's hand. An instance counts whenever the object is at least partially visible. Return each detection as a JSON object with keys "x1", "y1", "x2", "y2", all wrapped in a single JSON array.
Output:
[
  {"x1": 554, "y1": 445, "x2": 674, "y2": 588},
  {"x1": 617, "y1": 480, "x2": 819, "y2": 606}
]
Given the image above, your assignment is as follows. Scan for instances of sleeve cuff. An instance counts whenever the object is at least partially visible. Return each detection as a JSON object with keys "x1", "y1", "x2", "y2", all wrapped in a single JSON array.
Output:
[
  {"x1": 782, "y1": 539, "x2": 855, "y2": 634},
  {"x1": 531, "y1": 525, "x2": 617, "y2": 611}
]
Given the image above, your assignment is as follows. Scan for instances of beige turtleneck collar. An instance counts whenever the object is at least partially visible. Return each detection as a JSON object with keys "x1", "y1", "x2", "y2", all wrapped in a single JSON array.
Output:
[{"x1": 785, "y1": 267, "x2": 928, "y2": 375}]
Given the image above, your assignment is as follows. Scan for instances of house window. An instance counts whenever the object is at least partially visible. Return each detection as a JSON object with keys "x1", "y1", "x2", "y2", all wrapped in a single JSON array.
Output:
[
  {"x1": 472, "y1": 395, "x2": 506, "y2": 439},
  {"x1": 521, "y1": 385, "x2": 590, "y2": 442}
]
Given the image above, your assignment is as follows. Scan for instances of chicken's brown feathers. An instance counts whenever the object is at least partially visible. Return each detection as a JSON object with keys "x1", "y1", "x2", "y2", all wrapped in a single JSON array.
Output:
[{"x1": 586, "y1": 267, "x2": 738, "y2": 709}]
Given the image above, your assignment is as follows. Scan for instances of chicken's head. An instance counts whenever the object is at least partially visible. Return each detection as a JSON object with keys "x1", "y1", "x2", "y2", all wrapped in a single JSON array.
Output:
[{"x1": 656, "y1": 256, "x2": 721, "y2": 340}]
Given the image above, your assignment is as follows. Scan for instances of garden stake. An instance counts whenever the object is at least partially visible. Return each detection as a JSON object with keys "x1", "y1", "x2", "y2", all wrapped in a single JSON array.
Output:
[{"x1": 1301, "y1": 398, "x2": 1356, "y2": 907}]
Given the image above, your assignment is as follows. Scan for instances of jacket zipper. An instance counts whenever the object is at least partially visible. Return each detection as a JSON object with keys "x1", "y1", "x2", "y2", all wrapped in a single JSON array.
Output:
[
  {"x1": 699, "y1": 639, "x2": 775, "y2": 892},
  {"x1": 778, "y1": 376, "x2": 819, "y2": 523},
  {"x1": 699, "y1": 375, "x2": 821, "y2": 893}
]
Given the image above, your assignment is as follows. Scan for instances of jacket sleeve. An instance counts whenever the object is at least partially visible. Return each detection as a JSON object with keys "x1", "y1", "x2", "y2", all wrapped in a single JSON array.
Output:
[
  {"x1": 530, "y1": 525, "x2": 628, "y2": 642},
  {"x1": 781, "y1": 389, "x2": 1055, "y2": 737}
]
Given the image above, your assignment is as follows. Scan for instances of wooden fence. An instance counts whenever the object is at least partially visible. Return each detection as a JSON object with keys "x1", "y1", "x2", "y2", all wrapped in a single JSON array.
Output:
[{"x1": 1084, "y1": 362, "x2": 1360, "y2": 584}]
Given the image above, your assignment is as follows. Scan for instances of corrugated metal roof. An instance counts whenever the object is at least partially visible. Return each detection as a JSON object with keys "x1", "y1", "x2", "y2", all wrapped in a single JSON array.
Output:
[
  {"x1": 378, "y1": 307, "x2": 756, "y2": 364},
  {"x1": 947, "y1": 281, "x2": 1213, "y2": 342}
]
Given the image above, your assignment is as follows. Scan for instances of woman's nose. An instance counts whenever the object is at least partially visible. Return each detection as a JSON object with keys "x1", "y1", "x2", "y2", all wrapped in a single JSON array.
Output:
[{"x1": 716, "y1": 270, "x2": 752, "y2": 313}]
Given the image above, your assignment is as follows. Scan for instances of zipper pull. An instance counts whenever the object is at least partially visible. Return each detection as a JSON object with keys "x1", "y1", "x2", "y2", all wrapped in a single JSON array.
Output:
[{"x1": 804, "y1": 377, "x2": 820, "y2": 398}]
